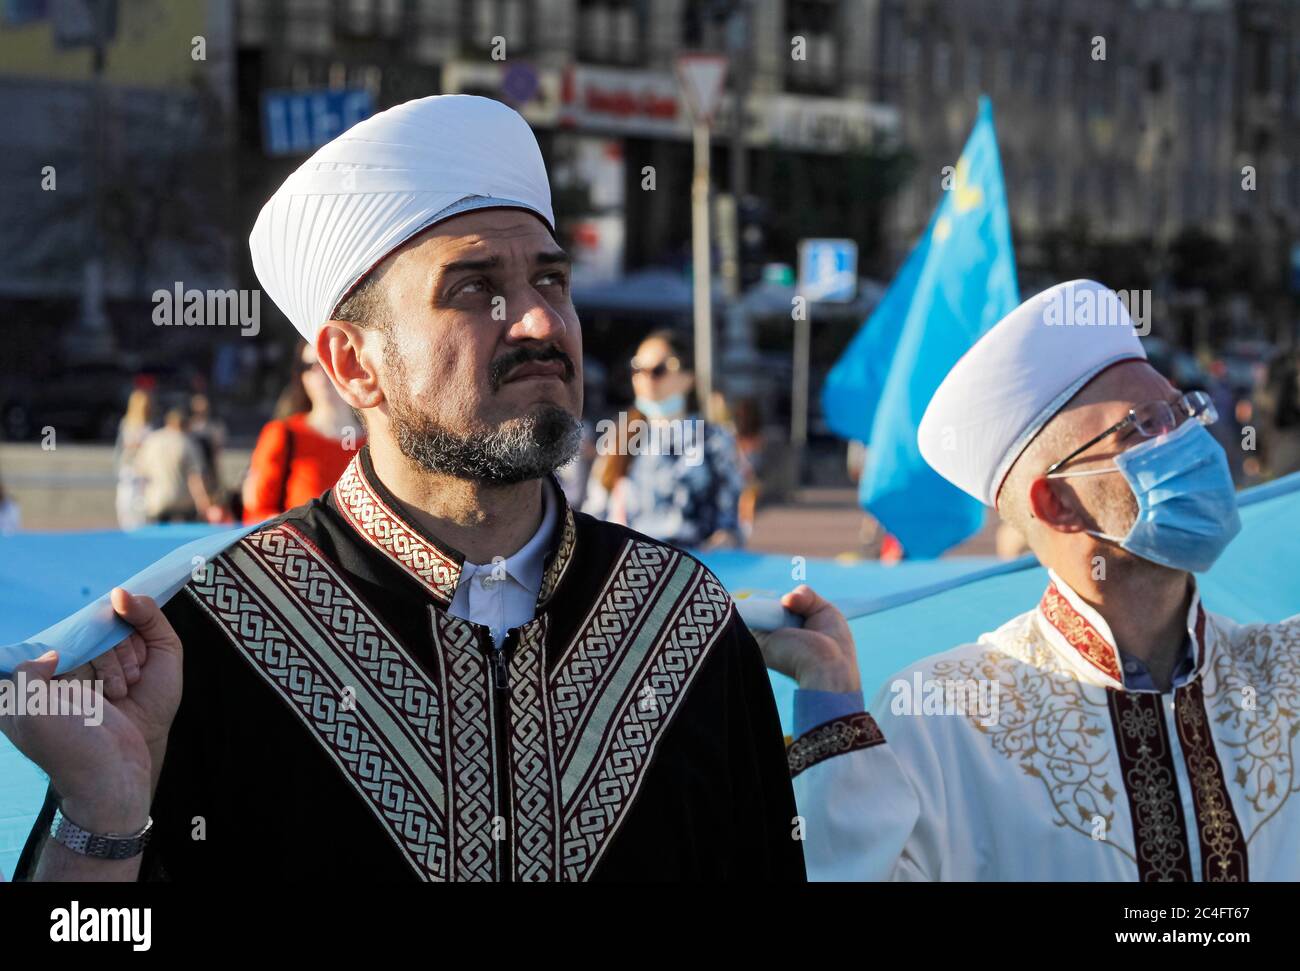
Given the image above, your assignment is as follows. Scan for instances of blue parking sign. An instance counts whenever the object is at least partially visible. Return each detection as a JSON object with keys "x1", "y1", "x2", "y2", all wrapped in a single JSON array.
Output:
[{"x1": 798, "y1": 238, "x2": 858, "y2": 303}]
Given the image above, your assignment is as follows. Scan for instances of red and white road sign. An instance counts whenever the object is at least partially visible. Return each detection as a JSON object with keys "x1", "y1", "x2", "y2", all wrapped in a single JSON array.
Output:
[{"x1": 675, "y1": 53, "x2": 729, "y2": 126}]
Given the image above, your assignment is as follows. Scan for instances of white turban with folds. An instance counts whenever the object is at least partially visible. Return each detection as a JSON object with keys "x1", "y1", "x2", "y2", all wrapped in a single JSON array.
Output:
[
  {"x1": 918, "y1": 279, "x2": 1148, "y2": 506},
  {"x1": 249, "y1": 94, "x2": 555, "y2": 342}
]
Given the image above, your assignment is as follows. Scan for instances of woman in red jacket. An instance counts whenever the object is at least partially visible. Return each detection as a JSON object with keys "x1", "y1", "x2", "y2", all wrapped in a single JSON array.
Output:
[{"x1": 242, "y1": 342, "x2": 364, "y2": 523}]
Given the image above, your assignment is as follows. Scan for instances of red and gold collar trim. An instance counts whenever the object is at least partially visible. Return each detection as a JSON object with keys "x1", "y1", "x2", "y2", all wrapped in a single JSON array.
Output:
[
  {"x1": 1039, "y1": 581, "x2": 1123, "y2": 682},
  {"x1": 1036, "y1": 571, "x2": 1208, "y2": 688},
  {"x1": 332, "y1": 449, "x2": 576, "y2": 608}
]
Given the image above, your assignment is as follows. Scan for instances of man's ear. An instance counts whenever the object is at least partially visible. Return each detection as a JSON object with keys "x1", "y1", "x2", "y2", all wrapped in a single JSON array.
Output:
[
  {"x1": 1027, "y1": 475, "x2": 1089, "y2": 533},
  {"x1": 316, "y1": 321, "x2": 385, "y2": 411}
]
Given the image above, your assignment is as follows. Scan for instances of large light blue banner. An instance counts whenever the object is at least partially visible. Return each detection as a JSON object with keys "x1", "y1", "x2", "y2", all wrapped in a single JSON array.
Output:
[{"x1": 3, "y1": 473, "x2": 1297, "y2": 878}]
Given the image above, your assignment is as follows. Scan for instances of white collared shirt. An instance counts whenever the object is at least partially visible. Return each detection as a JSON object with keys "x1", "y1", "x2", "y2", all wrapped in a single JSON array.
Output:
[{"x1": 447, "y1": 480, "x2": 557, "y2": 648}]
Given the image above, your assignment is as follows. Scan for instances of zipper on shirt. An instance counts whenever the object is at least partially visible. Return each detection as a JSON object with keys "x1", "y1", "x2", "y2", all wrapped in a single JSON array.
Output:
[
  {"x1": 491, "y1": 640, "x2": 509, "y2": 694},
  {"x1": 478, "y1": 624, "x2": 517, "y2": 882}
]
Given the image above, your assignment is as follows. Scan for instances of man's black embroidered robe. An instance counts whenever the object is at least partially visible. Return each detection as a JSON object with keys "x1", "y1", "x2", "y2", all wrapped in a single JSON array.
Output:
[{"x1": 19, "y1": 449, "x2": 805, "y2": 882}]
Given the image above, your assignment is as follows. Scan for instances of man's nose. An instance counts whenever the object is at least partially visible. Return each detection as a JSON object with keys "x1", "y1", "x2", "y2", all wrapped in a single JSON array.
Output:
[{"x1": 507, "y1": 292, "x2": 568, "y2": 344}]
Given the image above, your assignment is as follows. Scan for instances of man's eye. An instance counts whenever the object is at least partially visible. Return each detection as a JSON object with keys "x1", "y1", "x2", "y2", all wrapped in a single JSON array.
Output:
[
  {"x1": 455, "y1": 279, "x2": 487, "y2": 296},
  {"x1": 537, "y1": 271, "x2": 566, "y2": 288}
]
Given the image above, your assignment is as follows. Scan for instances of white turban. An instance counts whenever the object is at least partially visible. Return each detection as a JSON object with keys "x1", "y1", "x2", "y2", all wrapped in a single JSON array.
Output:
[
  {"x1": 918, "y1": 279, "x2": 1147, "y2": 506},
  {"x1": 249, "y1": 94, "x2": 555, "y2": 342}
]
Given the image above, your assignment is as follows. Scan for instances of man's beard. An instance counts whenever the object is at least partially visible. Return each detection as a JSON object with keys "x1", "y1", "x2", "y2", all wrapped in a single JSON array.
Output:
[{"x1": 385, "y1": 353, "x2": 582, "y2": 486}]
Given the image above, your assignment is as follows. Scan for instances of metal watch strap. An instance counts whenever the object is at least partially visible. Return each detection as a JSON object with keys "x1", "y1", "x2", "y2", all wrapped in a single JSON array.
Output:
[{"x1": 50, "y1": 808, "x2": 153, "y2": 860}]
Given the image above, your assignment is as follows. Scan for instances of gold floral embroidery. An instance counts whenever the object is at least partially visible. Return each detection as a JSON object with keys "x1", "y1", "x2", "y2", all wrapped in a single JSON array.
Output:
[
  {"x1": 1109, "y1": 691, "x2": 1193, "y2": 881},
  {"x1": 1204, "y1": 616, "x2": 1300, "y2": 841},
  {"x1": 1039, "y1": 582, "x2": 1122, "y2": 682},
  {"x1": 1174, "y1": 677, "x2": 1247, "y2": 881},
  {"x1": 787, "y1": 713, "x2": 885, "y2": 777},
  {"x1": 930, "y1": 618, "x2": 1133, "y2": 862}
]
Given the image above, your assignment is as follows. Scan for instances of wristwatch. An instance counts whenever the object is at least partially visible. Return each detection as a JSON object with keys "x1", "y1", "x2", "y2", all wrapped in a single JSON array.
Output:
[{"x1": 50, "y1": 807, "x2": 153, "y2": 860}]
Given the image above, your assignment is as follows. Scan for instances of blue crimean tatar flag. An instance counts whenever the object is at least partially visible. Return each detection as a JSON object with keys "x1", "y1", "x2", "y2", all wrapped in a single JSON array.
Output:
[{"x1": 821, "y1": 96, "x2": 1019, "y2": 557}]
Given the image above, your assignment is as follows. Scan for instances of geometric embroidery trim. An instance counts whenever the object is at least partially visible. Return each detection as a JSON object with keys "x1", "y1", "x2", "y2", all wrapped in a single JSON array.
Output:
[
  {"x1": 558, "y1": 563, "x2": 732, "y2": 881},
  {"x1": 507, "y1": 617, "x2": 561, "y2": 882},
  {"x1": 787, "y1": 712, "x2": 886, "y2": 778},
  {"x1": 549, "y1": 540, "x2": 678, "y2": 769},
  {"x1": 430, "y1": 609, "x2": 500, "y2": 882},
  {"x1": 333, "y1": 454, "x2": 461, "y2": 604},
  {"x1": 333, "y1": 452, "x2": 578, "y2": 613},
  {"x1": 186, "y1": 526, "x2": 450, "y2": 881},
  {"x1": 537, "y1": 505, "x2": 577, "y2": 607},
  {"x1": 192, "y1": 512, "x2": 732, "y2": 882}
]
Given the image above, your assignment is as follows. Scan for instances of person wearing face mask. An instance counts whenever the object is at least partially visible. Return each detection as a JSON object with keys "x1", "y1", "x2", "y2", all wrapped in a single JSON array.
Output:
[
  {"x1": 582, "y1": 329, "x2": 745, "y2": 551},
  {"x1": 758, "y1": 279, "x2": 1300, "y2": 881}
]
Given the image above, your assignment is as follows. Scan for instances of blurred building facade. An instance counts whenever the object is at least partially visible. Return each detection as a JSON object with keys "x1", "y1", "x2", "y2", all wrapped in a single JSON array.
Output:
[
  {"x1": 1233, "y1": 0, "x2": 1300, "y2": 296},
  {"x1": 880, "y1": 0, "x2": 1241, "y2": 243},
  {"x1": 0, "y1": 0, "x2": 239, "y2": 439},
  {"x1": 229, "y1": 0, "x2": 909, "y2": 403},
  {"x1": 2, "y1": 0, "x2": 1295, "y2": 440},
  {"x1": 874, "y1": 0, "x2": 1298, "y2": 347}
]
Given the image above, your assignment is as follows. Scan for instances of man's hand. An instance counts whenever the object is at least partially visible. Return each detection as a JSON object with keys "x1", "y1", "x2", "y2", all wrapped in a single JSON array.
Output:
[
  {"x1": 754, "y1": 584, "x2": 861, "y2": 693},
  {"x1": 0, "y1": 588, "x2": 183, "y2": 833}
]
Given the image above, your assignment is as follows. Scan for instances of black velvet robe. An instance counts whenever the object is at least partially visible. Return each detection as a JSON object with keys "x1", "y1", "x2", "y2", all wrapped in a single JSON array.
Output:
[{"x1": 18, "y1": 449, "x2": 804, "y2": 882}]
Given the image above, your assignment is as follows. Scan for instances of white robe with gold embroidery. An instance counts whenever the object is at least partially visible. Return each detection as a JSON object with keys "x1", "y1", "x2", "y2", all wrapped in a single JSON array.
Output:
[{"x1": 792, "y1": 571, "x2": 1300, "y2": 881}]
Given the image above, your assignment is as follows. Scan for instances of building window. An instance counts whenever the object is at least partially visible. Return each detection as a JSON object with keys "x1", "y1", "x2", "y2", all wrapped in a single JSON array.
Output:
[
  {"x1": 903, "y1": 35, "x2": 921, "y2": 85},
  {"x1": 786, "y1": 0, "x2": 841, "y2": 94},
  {"x1": 1293, "y1": 40, "x2": 1300, "y2": 115},
  {"x1": 462, "y1": 0, "x2": 529, "y2": 55},
  {"x1": 997, "y1": 47, "x2": 1013, "y2": 93},
  {"x1": 682, "y1": 1, "x2": 727, "y2": 50},
  {"x1": 1118, "y1": 65, "x2": 1136, "y2": 118},
  {"x1": 965, "y1": 39, "x2": 983, "y2": 93},
  {"x1": 1027, "y1": 51, "x2": 1044, "y2": 95},
  {"x1": 333, "y1": 0, "x2": 403, "y2": 39},
  {"x1": 934, "y1": 40, "x2": 951, "y2": 92},
  {"x1": 1275, "y1": 159, "x2": 1291, "y2": 212},
  {"x1": 578, "y1": 1, "x2": 643, "y2": 65}
]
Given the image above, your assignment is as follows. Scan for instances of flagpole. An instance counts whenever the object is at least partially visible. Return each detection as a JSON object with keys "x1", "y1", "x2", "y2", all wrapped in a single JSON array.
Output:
[
  {"x1": 692, "y1": 119, "x2": 713, "y2": 416},
  {"x1": 792, "y1": 296, "x2": 809, "y2": 452}
]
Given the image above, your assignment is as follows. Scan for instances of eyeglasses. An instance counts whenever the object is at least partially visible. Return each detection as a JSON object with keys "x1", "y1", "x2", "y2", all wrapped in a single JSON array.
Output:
[
  {"x1": 296, "y1": 359, "x2": 322, "y2": 375},
  {"x1": 630, "y1": 356, "x2": 681, "y2": 379},
  {"x1": 1044, "y1": 390, "x2": 1217, "y2": 477}
]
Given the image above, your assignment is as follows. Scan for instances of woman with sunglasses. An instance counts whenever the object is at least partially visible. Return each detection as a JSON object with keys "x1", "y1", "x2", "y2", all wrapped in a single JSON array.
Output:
[
  {"x1": 241, "y1": 341, "x2": 365, "y2": 523},
  {"x1": 583, "y1": 329, "x2": 745, "y2": 550}
]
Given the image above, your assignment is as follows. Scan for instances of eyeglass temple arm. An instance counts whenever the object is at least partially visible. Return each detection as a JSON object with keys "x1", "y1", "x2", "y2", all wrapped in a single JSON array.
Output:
[{"x1": 1043, "y1": 414, "x2": 1133, "y2": 476}]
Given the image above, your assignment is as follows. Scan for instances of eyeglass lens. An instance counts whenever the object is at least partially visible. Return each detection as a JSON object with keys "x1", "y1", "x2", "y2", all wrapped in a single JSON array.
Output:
[{"x1": 1132, "y1": 391, "x2": 1215, "y2": 437}]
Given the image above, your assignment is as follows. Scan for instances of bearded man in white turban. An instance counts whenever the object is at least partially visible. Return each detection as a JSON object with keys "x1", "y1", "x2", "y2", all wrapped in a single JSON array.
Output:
[
  {"x1": 761, "y1": 279, "x2": 1300, "y2": 881},
  {"x1": 7, "y1": 96, "x2": 805, "y2": 882}
]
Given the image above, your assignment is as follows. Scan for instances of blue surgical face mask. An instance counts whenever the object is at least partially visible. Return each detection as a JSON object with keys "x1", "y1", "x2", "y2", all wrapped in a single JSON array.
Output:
[
  {"x1": 636, "y1": 394, "x2": 686, "y2": 420},
  {"x1": 1049, "y1": 418, "x2": 1241, "y2": 573}
]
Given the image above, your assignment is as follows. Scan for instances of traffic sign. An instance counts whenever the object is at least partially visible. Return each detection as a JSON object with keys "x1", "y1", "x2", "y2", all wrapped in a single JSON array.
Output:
[
  {"x1": 675, "y1": 53, "x2": 728, "y2": 126},
  {"x1": 798, "y1": 238, "x2": 858, "y2": 303}
]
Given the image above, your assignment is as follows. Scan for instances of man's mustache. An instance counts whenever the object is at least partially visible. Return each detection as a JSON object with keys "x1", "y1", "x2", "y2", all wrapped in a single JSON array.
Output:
[{"x1": 489, "y1": 345, "x2": 576, "y2": 391}]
